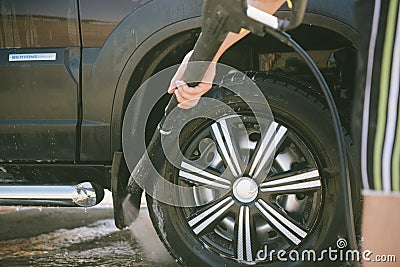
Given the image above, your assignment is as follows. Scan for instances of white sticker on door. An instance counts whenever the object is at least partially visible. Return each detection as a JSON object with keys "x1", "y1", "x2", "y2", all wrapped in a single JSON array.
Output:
[{"x1": 9, "y1": 53, "x2": 57, "y2": 62}]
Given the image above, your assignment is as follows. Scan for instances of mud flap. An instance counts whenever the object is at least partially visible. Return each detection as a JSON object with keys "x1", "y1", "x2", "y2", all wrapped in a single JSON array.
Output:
[{"x1": 111, "y1": 152, "x2": 143, "y2": 229}]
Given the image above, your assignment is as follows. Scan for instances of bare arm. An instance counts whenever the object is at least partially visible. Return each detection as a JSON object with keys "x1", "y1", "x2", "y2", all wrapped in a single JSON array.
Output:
[{"x1": 169, "y1": 0, "x2": 286, "y2": 109}]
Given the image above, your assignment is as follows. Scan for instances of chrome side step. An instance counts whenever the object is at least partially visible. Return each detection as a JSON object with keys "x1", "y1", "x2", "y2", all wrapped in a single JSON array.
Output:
[{"x1": 0, "y1": 182, "x2": 102, "y2": 207}]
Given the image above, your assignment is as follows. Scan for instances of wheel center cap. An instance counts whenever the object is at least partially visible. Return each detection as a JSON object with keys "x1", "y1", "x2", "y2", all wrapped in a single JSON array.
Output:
[{"x1": 233, "y1": 177, "x2": 258, "y2": 203}]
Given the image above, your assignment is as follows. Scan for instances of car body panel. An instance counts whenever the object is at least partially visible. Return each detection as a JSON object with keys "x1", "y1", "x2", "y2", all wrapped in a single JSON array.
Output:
[{"x1": 0, "y1": 0, "x2": 80, "y2": 161}]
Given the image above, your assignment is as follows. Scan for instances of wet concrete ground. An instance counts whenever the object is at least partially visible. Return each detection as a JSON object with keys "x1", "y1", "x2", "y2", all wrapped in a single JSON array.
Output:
[{"x1": 0, "y1": 200, "x2": 179, "y2": 266}]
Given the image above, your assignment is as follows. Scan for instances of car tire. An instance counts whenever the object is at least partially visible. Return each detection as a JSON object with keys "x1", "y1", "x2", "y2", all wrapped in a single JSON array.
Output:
[{"x1": 147, "y1": 74, "x2": 360, "y2": 267}]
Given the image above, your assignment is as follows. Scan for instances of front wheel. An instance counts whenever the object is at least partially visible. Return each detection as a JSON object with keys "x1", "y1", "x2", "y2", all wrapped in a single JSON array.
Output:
[{"x1": 147, "y1": 76, "x2": 359, "y2": 266}]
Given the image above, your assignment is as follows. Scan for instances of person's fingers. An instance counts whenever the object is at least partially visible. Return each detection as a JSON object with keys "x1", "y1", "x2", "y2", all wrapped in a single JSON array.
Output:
[
  {"x1": 175, "y1": 80, "x2": 190, "y2": 92},
  {"x1": 179, "y1": 82, "x2": 210, "y2": 98},
  {"x1": 173, "y1": 81, "x2": 212, "y2": 109},
  {"x1": 175, "y1": 80, "x2": 201, "y2": 105},
  {"x1": 178, "y1": 85, "x2": 203, "y2": 100},
  {"x1": 175, "y1": 80, "x2": 191, "y2": 101},
  {"x1": 174, "y1": 84, "x2": 199, "y2": 109},
  {"x1": 168, "y1": 65, "x2": 186, "y2": 93},
  {"x1": 168, "y1": 83, "x2": 177, "y2": 94},
  {"x1": 168, "y1": 65, "x2": 185, "y2": 93},
  {"x1": 177, "y1": 88, "x2": 197, "y2": 100},
  {"x1": 174, "y1": 89, "x2": 186, "y2": 103}
]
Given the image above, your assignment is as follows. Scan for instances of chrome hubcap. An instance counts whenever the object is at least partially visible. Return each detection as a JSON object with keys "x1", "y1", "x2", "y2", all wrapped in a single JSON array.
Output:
[{"x1": 176, "y1": 114, "x2": 323, "y2": 264}]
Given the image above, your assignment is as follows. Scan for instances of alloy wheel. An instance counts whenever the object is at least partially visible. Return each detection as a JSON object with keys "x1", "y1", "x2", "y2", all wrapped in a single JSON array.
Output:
[{"x1": 175, "y1": 114, "x2": 323, "y2": 264}]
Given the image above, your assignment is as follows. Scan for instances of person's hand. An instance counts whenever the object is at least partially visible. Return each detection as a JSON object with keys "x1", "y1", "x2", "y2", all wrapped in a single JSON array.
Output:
[{"x1": 168, "y1": 51, "x2": 216, "y2": 109}]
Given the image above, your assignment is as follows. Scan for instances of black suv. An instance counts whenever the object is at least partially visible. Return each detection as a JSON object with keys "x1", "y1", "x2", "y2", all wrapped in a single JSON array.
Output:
[{"x1": 0, "y1": 0, "x2": 360, "y2": 266}]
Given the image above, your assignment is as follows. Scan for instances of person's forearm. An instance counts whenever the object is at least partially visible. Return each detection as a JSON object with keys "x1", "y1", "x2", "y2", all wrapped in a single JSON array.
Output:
[
  {"x1": 212, "y1": 0, "x2": 286, "y2": 62},
  {"x1": 212, "y1": 30, "x2": 250, "y2": 62}
]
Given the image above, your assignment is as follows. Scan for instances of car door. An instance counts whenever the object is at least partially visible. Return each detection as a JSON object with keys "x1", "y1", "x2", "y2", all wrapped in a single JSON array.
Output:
[{"x1": 0, "y1": 0, "x2": 80, "y2": 161}]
